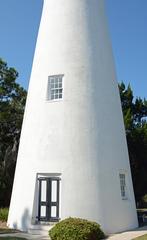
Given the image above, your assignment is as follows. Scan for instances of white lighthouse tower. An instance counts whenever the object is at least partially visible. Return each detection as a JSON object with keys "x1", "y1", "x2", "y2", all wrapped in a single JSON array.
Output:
[{"x1": 8, "y1": 0, "x2": 138, "y2": 234}]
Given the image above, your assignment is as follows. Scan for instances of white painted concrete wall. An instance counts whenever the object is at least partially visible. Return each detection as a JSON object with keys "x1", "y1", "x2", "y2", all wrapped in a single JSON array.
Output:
[{"x1": 8, "y1": 0, "x2": 138, "y2": 234}]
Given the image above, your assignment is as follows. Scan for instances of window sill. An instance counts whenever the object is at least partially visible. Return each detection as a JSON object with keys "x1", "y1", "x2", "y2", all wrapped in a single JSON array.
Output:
[
  {"x1": 46, "y1": 99, "x2": 63, "y2": 103},
  {"x1": 122, "y1": 197, "x2": 128, "y2": 200}
]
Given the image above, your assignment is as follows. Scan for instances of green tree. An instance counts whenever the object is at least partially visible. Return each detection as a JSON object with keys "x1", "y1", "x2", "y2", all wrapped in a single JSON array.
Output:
[
  {"x1": 0, "y1": 58, "x2": 27, "y2": 207},
  {"x1": 119, "y1": 82, "x2": 147, "y2": 205}
]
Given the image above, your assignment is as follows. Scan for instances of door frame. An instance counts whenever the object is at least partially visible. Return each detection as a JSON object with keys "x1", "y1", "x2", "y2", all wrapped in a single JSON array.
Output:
[{"x1": 37, "y1": 177, "x2": 60, "y2": 222}]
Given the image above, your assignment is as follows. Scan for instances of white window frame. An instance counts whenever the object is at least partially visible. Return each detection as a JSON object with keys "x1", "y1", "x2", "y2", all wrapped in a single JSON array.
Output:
[
  {"x1": 119, "y1": 172, "x2": 128, "y2": 200},
  {"x1": 47, "y1": 74, "x2": 64, "y2": 101}
]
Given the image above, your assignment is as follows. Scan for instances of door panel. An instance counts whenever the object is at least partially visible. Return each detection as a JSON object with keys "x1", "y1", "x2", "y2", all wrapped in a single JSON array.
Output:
[
  {"x1": 41, "y1": 180, "x2": 47, "y2": 202},
  {"x1": 51, "y1": 181, "x2": 57, "y2": 202}
]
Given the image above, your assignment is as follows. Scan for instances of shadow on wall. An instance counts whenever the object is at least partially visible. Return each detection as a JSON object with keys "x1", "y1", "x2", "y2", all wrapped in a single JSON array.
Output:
[
  {"x1": 32, "y1": 175, "x2": 39, "y2": 224},
  {"x1": 12, "y1": 208, "x2": 31, "y2": 232}
]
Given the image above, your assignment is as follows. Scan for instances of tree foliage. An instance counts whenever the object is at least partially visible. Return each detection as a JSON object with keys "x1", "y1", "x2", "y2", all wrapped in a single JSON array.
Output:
[
  {"x1": 0, "y1": 58, "x2": 27, "y2": 207},
  {"x1": 119, "y1": 82, "x2": 147, "y2": 205}
]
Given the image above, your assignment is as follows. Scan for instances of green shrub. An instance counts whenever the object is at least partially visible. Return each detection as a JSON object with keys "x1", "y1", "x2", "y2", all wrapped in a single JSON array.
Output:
[
  {"x1": 142, "y1": 195, "x2": 147, "y2": 208},
  {"x1": 0, "y1": 208, "x2": 9, "y2": 222},
  {"x1": 49, "y1": 217, "x2": 105, "y2": 240},
  {"x1": 138, "y1": 194, "x2": 147, "y2": 208}
]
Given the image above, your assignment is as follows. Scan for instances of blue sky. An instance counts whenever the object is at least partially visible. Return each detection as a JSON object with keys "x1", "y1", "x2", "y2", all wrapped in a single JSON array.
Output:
[{"x1": 0, "y1": 0, "x2": 146, "y2": 99}]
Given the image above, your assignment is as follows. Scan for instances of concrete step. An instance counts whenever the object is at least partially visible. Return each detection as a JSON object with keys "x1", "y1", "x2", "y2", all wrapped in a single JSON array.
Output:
[
  {"x1": 28, "y1": 229, "x2": 48, "y2": 235},
  {"x1": 28, "y1": 224, "x2": 54, "y2": 236}
]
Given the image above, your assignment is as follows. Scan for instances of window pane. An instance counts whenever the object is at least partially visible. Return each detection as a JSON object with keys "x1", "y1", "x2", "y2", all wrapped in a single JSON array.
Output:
[
  {"x1": 54, "y1": 77, "x2": 59, "y2": 83},
  {"x1": 41, "y1": 181, "x2": 47, "y2": 202},
  {"x1": 50, "y1": 78, "x2": 54, "y2": 83},
  {"x1": 51, "y1": 83, "x2": 54, "y2": 89},
  {"x1": 55, "y1": 83, "x2": 58, "y2": 88},
  {"x1": 51, "y1": 90, "x2": 55, "y2": 95},
  {"x1": 41, "y1": 206, "x2": 46, "y2": 217},
  {"x1": 51, "y1": 94, "x2": 54, "y2": 100},
  {"x1": 51, "y1": 206, "x2": 57, "y2": 218},
  {"x1": 51, "y1": 181, "x2": 57, "y2": 202}
]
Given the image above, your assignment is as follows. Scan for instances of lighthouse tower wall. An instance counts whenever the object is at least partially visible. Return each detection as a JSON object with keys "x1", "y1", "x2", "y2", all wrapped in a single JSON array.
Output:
[{"x1": 8, "y1": 0, "x2": 138, "y2": 234}]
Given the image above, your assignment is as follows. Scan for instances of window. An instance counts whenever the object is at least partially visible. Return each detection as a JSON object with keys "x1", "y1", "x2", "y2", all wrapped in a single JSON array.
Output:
[
  {"x1": 119, "y1": 173, "x2": 127, "y2": 200},
  {"x1": 48, "y1": 75, "x2": 63, "y2": 101},
  {"x1": 38, "y1": 177, "x2": 61, "y2": 222}
]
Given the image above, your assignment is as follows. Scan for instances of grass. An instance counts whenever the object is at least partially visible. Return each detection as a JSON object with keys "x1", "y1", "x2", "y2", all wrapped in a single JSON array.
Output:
[
  {"x1": 0, "y1": 238, "x2": 27, "y2": 240},
  {"x1": 0, "y1": 228, "x2": 16, "y2": 234},
  {"x1": 0, "y1": 209, "x2": 9, "y2": 222},
  {"x1": 137, "y1": 209, "x2": 147, "y2": 212},
  {"x1": 133, "y1": 234, "x2": 147, "y2": 240},
  {"x1": 0, "y1": 229, "x2": 18, "y2": 234}
]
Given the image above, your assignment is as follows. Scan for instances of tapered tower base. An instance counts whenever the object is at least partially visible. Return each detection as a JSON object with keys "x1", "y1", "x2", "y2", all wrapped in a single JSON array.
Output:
[{"x1": 8, "y1": 0, "x2": 138, "y2": 234}]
